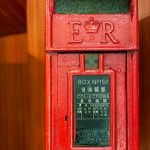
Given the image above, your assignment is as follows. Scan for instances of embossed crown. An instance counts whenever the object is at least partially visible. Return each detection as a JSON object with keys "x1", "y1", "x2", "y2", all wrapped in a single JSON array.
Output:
[{"x1": 84, "y1": 17, "x2": 100, "y2": 34}]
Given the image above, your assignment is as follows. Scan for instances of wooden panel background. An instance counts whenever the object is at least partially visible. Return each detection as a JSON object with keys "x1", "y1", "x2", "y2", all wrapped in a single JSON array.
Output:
[
  {"x1": 139, "y1": 0, "x2": 150, "y2": 149},
  {"x1": 0, "y1": 0, "x2": 149, "y2": 150},
  {"x1": 0, "y1": 0, "x2": 45, "y2": 150},
  {"x1": 0, "y1": 0, "x2": 26, "y2": 35}
]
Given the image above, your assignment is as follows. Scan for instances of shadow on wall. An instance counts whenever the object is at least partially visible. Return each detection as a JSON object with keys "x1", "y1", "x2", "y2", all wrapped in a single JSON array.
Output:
[
  {"x1": 139, "y1": 16, "x2": 150, "y2": 150},
  {"x1": 0, "y1": 52, "x2": 44, "y2": 150}
]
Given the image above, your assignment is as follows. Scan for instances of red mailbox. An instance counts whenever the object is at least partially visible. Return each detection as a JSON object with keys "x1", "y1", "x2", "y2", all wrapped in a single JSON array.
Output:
[{"x1": 45, "y1": 0, "x2": 139, "y2": 150}]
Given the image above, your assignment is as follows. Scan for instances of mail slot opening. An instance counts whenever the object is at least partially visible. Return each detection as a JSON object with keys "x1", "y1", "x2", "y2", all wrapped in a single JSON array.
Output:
[
  {"x1": 74, "y1": 75, "x2": 110, "y2": 147},
  {"x1": 55, "y1": 0, "x2": 130, "y2": 14}
]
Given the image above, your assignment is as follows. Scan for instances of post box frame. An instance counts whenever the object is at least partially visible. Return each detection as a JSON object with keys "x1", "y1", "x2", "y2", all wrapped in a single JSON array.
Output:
[
  {"x1": 45, "y1": 0, "x2": 139, "y2": 149},
  {"x1": 45, "y1": 52, "x2": 139, "y2": 150}
]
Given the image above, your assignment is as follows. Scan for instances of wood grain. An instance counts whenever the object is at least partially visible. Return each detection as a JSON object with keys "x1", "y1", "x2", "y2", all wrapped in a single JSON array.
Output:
[
  {"x1": 0, "y1": 0, "x2": 149, "y2": 150},
  {"x1": 0, "y1": 0, "x2": 45, "y2": 150},
  {"x1": 0, "y1": 0, "x2": 26, "y2": 35},
  {"x1": 0, "y1": 33, "x2": 28, "y2": 150},
  {"x1": 26, "y1": 0, "x2": 45, "y2": 150},
  {"x1": 139, "y1": 0, "x2": 150, "y2": 149}
]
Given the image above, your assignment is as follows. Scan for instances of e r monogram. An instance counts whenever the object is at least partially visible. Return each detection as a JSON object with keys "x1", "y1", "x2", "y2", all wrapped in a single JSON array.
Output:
[{"x1": 68, "y1": 17, "x2": 119, "y2": 44}]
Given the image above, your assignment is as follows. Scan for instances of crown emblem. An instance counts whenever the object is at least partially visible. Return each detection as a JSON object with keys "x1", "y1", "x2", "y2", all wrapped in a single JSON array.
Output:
[{"x1": 84, "y1": 17, "x2": 100, "y2": 34}]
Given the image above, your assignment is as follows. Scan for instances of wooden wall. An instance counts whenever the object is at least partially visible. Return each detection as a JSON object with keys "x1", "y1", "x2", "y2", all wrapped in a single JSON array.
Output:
[
  {"x1": 0, "y1": 0, "x2": 26, "y2": 35},
  {"x1": 139, "y1": 0, "x2": 150, "y2": 149},
  {"x1": 0, "y1": 0, "x2": 149, "y2": 150},
  {"x1": 0, "y1": 0, "x2": 45, "y2": 150}
]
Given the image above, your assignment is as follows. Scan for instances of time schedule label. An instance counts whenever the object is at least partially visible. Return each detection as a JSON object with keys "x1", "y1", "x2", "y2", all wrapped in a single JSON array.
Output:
[{"x1": 74, "y1": 75, "x2": 110, "y2": 147}]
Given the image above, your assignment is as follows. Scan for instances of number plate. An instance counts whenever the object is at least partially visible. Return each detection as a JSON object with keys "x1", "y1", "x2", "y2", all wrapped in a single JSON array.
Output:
[{"x1": 74, "y1": 75, "x2": 110, "y2": 147}]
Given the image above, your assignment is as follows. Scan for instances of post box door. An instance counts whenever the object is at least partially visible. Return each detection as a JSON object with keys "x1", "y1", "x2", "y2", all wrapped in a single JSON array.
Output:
[{"x1": 48, "y1": 53, "x2": 127, "y2": 150}]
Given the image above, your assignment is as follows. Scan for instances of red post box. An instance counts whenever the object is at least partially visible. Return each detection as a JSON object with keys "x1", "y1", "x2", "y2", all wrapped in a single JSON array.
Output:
[{"x1": 45, "y1": 0, "x2": 139, "y2": 150}]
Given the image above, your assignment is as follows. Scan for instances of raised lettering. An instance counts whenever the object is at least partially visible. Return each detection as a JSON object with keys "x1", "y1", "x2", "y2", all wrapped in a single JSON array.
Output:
[
  {"x1": 101, "y1": 22, "x2": 119, "y2": 44},
  {"x1": 68, "y1": 21, "x2": 83, "y2": 44}
]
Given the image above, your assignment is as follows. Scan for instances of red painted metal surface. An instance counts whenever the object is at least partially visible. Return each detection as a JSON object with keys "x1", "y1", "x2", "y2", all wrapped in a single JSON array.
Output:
[
  {"x1": 45, "y1": 53, "x2": 133, "y2": 150},
  {"x1": 45, "y1": 0, "x2": 139, "y2": 150},
  {"x1": 50, "y1": 14, "x2": 137, "y2": 51},
  {"x1": 46, "y1": 0, "x2": 138, "y2": 52}
]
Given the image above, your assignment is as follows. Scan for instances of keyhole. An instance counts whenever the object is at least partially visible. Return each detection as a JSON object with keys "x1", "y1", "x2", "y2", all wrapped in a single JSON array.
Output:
[{"x1": 65, "y1": 116, "x2": 68, "y2": 121}]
